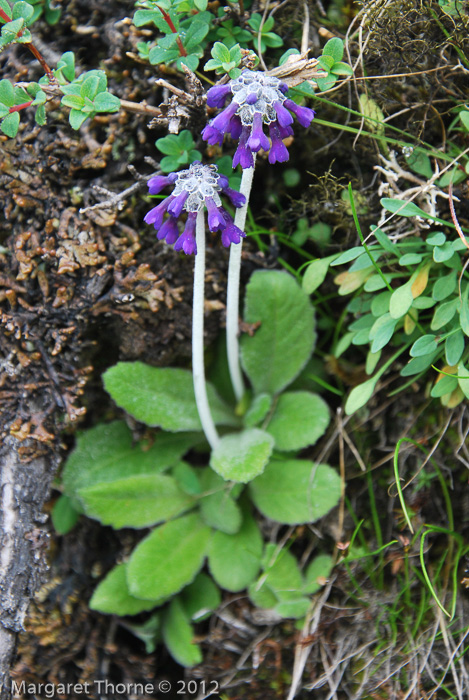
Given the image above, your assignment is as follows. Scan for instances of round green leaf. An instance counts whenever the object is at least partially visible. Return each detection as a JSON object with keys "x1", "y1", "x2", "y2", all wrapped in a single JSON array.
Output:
[
  {"x1": 51, "y1": 494, "x2": 79, "y2": 535},
  {"x1": 180, "y1": 573, "x2": 221, "y2": 622},
  {"x1": 244, "y1": 393, "x2": 272, "y2": 428},
  {"x1": 77, "y1": 473, "x2": 194, "y2": 529},
  {"x1": 433, "y1": 242, "x2": 455, "y2": 263},
  {"x1": 208, "y1": 509, "x2": 263, "y2": 591},
  {"x1": 303, "y1": 554, "x2": 333, "y2": 594},
  {"x1": 62, "y1": 421, "x2": 197, "y2": 509},
  {"x1": 241, "y1": 270, "x2": 316, "y2": 395},
  {"x1": 103, "y1": 362, "x2": 237, "y2": 431},
  {"x1": 249, "y1": 459, "x2": 341, "y2": 524},
  {"x1": 426, "y1": 232, "x2": 446, "y2": 246},
  {"x1": 127, "y1": 513, "x2": 211, "y2": 600},
  {"x1": 249, "y1": 543, "x2": 306, "y2": 617},
  {"x1": 0, "y1": 78, "x2": 15, "y2": 106},
  {"x1": 199, "y1": 468, "x2": 242, "y2": 534},
  {"x1": 210, "y1": 428, "x2": 274, "y2": 483},
  {"x1": 162, "y1": 599, "x2": 202, "y2": 667},
  {"x1": 430, "y1": 374, "x2": 458, "y2": 398},
  {"x1": 90, "y1": 563, "x2": 162, "y2": 616},
  {"x1": 266, "y1": 391, "x2": 330, "y2": 451},
  {"x1": 433, "y1": 271, "x2": 457, "y2": 301}
]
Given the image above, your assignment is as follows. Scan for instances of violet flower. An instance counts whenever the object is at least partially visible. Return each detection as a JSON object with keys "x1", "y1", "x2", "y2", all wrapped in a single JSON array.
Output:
[
  {"x1": 144, "y1": 162, "x2": 246, "y2": 255},
  {"x1": 202, "y1": 70, "x2": 315, "y2": 168}
]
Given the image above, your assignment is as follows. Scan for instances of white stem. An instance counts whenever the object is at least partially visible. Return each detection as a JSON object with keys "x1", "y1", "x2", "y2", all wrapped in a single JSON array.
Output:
[
  {"x1": 192, "y1": 209, "x2": 220, "y2": 450},
  {"x1": 226, "y1": 157, "x2": 257, "y2": 402}
]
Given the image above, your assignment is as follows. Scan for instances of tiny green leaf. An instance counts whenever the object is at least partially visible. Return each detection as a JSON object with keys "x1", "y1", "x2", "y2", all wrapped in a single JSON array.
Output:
[
  {"x1": 93, "y1": 91, "x2": 120, "y2": 112},
  {"x1": 345, "y1": 376, "x2": 379, "y2": 414},
  {"x1": 1, "y1": 111, "x2": 20, "y2": 138},
  {"x1": 0, "y1": 79, "x2": 15, "y2": 106},
  {"x1": 303, "y1": 554, "x2": 333, "y2": 594},
  {"x1": 322, "y1": 37, "x2": 344, "y2": 62},
  {"x1": 12, "y1": 1, "x2": 34, "y2": 23},
  {"x1": 303, "y1": 255, "x2": 338, "y2": 294},
  {"x1": 410, "y1": 334, "x2": 439, "y2": 357},
  {"x1": 389, "y1": 283, "x2": 414, "y2": 319},
  {"x1": 445, "y1": 330, "x2": 464, "y2": 366},
  {"x1": 244, "y1": 393, "x2": 272, "y2": 428},
  {"x1": 69, "y1": 108, "x2": 88, "y2": 130}
]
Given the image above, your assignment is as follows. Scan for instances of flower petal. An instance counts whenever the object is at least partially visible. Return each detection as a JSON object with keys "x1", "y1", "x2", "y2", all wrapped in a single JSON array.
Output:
[
  {"x1": 144, "y1": 197, "x2": 172, "y2": 229},
  {"x1": 268, "y1": 123, "x2": 289, "y2": 164},
  {"x1": 247, "y1": 112, "x2": 270, "y2": 153},
  {"x1": 167, "y1": 190, "x2": 189, "y2": 217},
  {"x1": 147, "y1": 175, "x2": 172, "y2": 195},
  {"x1": 284, "y1": 99, "x2": 315, "y2": 127},
  {"x1": 221, "y1": 222, "x2": 245, "y2": 247},
  {"x1": 211, "y1": 101, "x2": 239, "y2": 135},
  {"x1": 206, "y1": 197, "x2": 227, "y2": 231},
  {"x1": 157, "y1": 216, "x2": 179, "y2": 244},
  {"x1": 201, "y1": 123, "x2": 225, "y2": 146},
  {"x1": 274, "y1": 101, "x2": 294, "y2": 127},
  {"x1": 229, "y1": 115, "x2": 243, "y2": 140},
  {"x1": 206, "y1": 83, "x2": 232, "y2": 108},
  {"x1": 174, "y1": 212, "x2": 197, "y2": 255}
]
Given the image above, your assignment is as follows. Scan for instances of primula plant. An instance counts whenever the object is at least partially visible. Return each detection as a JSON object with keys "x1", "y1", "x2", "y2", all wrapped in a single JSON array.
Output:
[
  {"x1": 1, "y1": 0, "x2": 349, "y2": 675},
  {"x1": 59, "y1": 269, "x2": 340, "y2": 666},
  {"x1": 56, "y1": 47, "x2": 342, "y2": 667}
]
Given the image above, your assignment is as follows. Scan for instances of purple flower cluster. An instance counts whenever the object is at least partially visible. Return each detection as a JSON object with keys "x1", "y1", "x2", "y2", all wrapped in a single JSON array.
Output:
[
  {"x1": 202, "y1": 70, "x2": 315, "y2": 168},
  {"x1": 144, "y1": 162, "x2": 246, "y2": 255}
]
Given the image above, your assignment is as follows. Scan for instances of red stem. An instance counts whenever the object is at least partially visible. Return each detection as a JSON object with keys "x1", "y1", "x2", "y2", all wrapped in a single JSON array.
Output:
[
  {"x1": 0, "y1": 7, "x2": 55, "y2": 82},
  {"x1": 9, "y1": 100, "x2": 33, "y2": 112},
  {"x1": 159, "y1": 8, "x2": 187, "y2": 57}
]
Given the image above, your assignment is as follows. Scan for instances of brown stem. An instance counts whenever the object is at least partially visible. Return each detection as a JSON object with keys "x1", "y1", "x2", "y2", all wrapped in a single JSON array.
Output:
[
  {"x1": 24, "y1": 42, "x2": 56, "y2": 82},
  {"x1": 159, "y1": 7, "x2": 187, "y2": 57},
  {"x1": 119, "y1": 98, "x2": 162, "y2": 117},
  {"x1": 0, "y1": 8, "x2": 56, "y2": 82}
]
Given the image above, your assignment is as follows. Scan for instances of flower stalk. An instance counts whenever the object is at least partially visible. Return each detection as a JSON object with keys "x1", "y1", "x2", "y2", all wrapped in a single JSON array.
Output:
[
  {"x1": 192, "y1": 210, "x2": 220, "y2": 450},
  {"x1": 226, "y1": 157, "x2": 256, "y2": 402}
]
